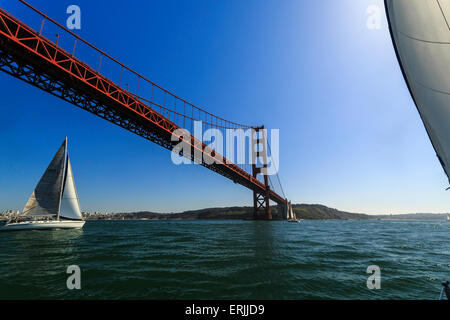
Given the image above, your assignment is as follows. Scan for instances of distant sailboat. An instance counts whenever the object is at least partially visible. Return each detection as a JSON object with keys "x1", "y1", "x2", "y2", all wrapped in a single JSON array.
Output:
[
  {"x1": 1, "y1": 138, "x2": 85, "y2": 231},
  {"x1": 287, "y1": 201, "x2": 301, "y2": 222},
  {"x1": 447, "y1": 214, "x2": 450, "y2": 222},
  {"x1": 385, "y1": 0, "x2": 450, "y2": 185}
]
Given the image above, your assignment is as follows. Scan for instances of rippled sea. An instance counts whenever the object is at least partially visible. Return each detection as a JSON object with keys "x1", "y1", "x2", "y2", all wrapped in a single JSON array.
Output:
[{"x1": 0, "y1": 220, "x2": 449, "y2": 300}]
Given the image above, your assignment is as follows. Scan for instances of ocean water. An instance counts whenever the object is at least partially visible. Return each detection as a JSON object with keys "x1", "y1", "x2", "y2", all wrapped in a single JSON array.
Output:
[{"x1": 0, "y1": 220, "x2": 449, "y2": 300}]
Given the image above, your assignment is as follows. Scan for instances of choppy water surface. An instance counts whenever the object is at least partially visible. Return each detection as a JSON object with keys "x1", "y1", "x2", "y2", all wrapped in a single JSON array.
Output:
[{"x1": 0, "y1": 220, "x2": 449, "y2": 299}]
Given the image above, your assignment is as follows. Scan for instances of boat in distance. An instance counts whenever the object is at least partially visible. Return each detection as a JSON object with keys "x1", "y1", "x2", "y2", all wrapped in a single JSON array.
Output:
[
  {"x1": 1, "y1": 138, "x2": 85, "y2": 231},
  {"x1": 286, "y1": 201, "x2": 302, "y2": 222}
]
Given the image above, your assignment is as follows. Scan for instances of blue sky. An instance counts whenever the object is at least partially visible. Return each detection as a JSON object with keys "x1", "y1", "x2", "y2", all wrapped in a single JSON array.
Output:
[{"x1": 0, "y1": 0, "x2": 448, "y2": 214}]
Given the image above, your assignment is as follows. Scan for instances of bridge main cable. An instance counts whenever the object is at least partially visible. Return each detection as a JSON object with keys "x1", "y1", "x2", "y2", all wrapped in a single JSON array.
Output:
[{"x1": 17, "y1": 0, "x2": 251, "y2": 131}]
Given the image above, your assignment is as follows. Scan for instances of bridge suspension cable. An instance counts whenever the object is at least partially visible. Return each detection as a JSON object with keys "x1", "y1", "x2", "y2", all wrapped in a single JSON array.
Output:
[
  {"x1": 17, "y1": 0, "x2": 252, "y2": 132},
  {"x1": 267, "y1": 140, "x2": 286, "y2": 200}
]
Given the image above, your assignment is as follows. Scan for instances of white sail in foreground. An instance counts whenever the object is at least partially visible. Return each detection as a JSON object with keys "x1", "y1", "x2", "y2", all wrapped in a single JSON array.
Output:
[
  {"x1": 385, "y1": 0, "x2": 450, "y2": 184},
  {"x1": 1, "y1": 138, "x2": 84, "y2": 231}
]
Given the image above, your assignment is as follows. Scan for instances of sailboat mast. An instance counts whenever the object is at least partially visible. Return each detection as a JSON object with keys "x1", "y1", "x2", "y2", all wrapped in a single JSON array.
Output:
[{"x1": 57, "y1": 137, "x2": 68, "y2": 220}]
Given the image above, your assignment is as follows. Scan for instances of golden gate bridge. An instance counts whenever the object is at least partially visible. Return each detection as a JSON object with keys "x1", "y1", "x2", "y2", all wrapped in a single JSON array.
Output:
[{"x1": 0, "y1": 0, "x2": 288, "y2": 220}]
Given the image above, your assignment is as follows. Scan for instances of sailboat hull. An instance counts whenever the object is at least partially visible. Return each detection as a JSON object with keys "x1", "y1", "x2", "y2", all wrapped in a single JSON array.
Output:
[{"x1": 0, "y1": 220, "x2": 85, "y2": 231}]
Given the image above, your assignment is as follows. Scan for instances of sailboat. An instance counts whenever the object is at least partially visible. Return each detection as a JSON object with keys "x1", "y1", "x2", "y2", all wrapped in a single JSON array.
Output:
[
  {"x1": 447, "y1": 214, "x2": 450, "y2": 222},
  {"x1": 287, "y1": 201, "x2": 301, "y2": 222},
  {"x1": 1, "y1": 138, "x2": 85, "y2": 231}
]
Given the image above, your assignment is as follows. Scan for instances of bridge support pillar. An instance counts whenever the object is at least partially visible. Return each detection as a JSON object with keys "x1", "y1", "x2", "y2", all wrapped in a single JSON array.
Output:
[{"x1": 252, "y1": 126, "x2": 272, "y2": 220}]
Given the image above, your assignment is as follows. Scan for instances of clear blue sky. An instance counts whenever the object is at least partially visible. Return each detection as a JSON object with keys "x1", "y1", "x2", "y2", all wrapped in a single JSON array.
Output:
[{"x1": 0, "y1": 0, "x2": 448, "y2": 214}]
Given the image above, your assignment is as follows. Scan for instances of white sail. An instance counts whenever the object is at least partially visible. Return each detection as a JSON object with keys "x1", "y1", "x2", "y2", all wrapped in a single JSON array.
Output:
[
  {"x1": 286, "y1": 201, "x2": 294, "y2": 220},
  {"x1": 289, "y1": 203, "x2": 296, "y2": 220},
  {"x1": 59, "y1": 155, "x2": 83, "y2": 220},
  {"x1": 385, "y1": 0, "x2": 450, "y2": 183},
  {"x1": 286, "y1": 201, "x2": 290, "y2": 219},
  {"x1": 22, "y1": 140, "x2": 67, "y2": 216}
]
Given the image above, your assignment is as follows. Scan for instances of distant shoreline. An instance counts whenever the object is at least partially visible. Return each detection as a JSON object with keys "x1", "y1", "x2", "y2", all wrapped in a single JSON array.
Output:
[
  {"x1": 83, "y1": 204, "x2": 450, "y2": 221},
  {"x1": 2, "y1": 204, "x2": 448, "y2": 221},
  {"x1": 83, "y1": 217, "x2": 448, "y2": 222}
]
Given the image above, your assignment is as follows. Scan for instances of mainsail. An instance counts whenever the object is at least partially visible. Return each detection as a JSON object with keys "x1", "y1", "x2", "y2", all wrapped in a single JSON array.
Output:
[
  {"x1": 22, "y1": 138, "x2": 83, "y2": 220},
  {"x1": 290, "y1": 203, "x2": 296, "y2": 220},
  {"x1": 22, "y1": 140, "x2": 67, "y2": 216},
  {"x1": 385, "y1": 0, "x2": 450, "y2": 184},
  {"x1": 286, "y1": 201, "x2": 296, "y2": 220}
]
